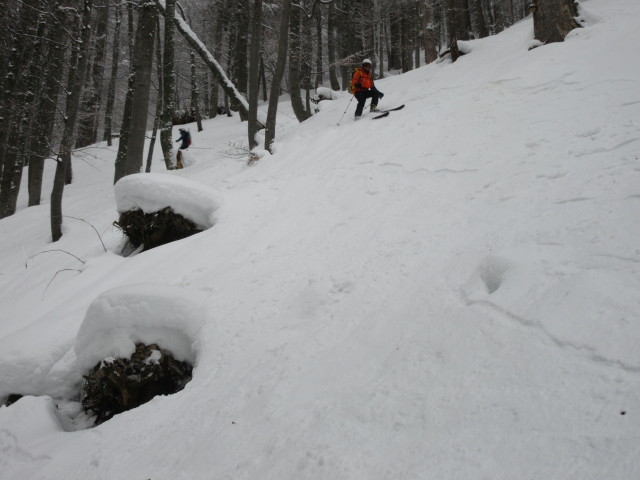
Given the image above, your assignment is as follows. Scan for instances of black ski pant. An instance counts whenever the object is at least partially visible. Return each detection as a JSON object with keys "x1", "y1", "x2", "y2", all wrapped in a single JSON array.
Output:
[{"x1": 354, "y1": 88, "x2": 382, "y2": 117}]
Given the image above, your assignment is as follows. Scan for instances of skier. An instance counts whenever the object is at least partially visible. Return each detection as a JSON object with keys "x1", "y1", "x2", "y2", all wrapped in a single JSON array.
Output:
[
  {"x1": 350, "y1": 58, "x2": 384, "y2": 118},
  {"x1": 176, "y1": 128, "x2": 191, "y2": 150},
  {"x1": 174, "y1": 128, "x2": 191, "y2": 169}
]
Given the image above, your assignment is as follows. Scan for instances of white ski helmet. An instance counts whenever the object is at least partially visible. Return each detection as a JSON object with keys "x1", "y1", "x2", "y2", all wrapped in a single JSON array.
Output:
[{"x1": 362, "y1": 58, "x2": 372, "y2": 66}]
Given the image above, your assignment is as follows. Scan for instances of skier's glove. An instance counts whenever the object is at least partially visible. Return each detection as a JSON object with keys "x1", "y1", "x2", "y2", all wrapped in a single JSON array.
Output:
[{"x1": 355, "y1": 83, "x2": 362, "y2": 89}]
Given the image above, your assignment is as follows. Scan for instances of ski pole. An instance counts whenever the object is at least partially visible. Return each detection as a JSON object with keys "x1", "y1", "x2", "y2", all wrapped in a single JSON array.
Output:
[{"x1": 337, "y1": 95, "x2": 355, "y2": 126}]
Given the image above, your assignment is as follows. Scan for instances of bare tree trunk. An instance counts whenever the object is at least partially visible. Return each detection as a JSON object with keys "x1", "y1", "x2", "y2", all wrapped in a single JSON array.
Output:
[
  {"x1": 389, "y1": 10, "x2": 402, "y2": 70},
  {"x1": 378, "y1": 16, "x2": 384, "y2": 77},
  {"x1": 492, "y1": 0, "x2": 506, "y2": 33},
  {"x1": 265, "y1": 0, "x2": 292, "y2": 153},
  {"x1": 191, "y1": 51, "x2": 203, "y2": 132},
  {"x1": 159, "y1": 0, "x2": 177, "y2": 169},
  {"x1": 401, "y1": 5, "x2": 414, "y2": 72},
  {"x1": 202, "y1": 71, "x2": 210, "y2": 118},
  {"x1": 315, "y1": 10, "x2": 323, "y2": 88},
  {"x1": 248, "y1": 0, "x2": 263, "y2": 150},
  {"x1": 224, "y1": 93, "x2": 232, "y2": 117},
  {"x1": 288, "y1": 4, "x2": 312, "y2": 122},
  {"x1": 423, "y1": 0, "x2": 439, "y2": 64},
  {"x1": 127, "y1": 1, "x2": 135, "y2": 56},
  {"x1": 532, "y1": 0, "x2": 579, "y2": 44},
  {"x1": 231, "y1": 0, "x2": 249, "y2": 120},
  {"x1": 302, "y1": 13, "x2": 313, "y2": 114},
  {"x1": 471, "y1": 0, "x2": 488, "y2": 38},
  {"x1": 115, "y1": 1, "x2": 157, "y2": 184},
  {"x1": 209, "y1": 1, "x2": 226, "y2": 118},
  {"x1": 260, "y1": 56, "x2": 268, "y2": 102},
  {"x1": 28, "y1": 2, "x2": 67, "y2": 206},
  {"x1": 51, "y1": 0, "x2": 94, "y2": 241},
  {"x1": 0, "y1": 0, "x2": 12, "y2": 126},
  {"x1": 77, "y1": 1, "x2": 110, "y2": 148},
  {"x1": 447, "y1": 0, "x2": 460, "y2": 62},
  {"x1": 327, "y1": 0, "x2": 341, "y2": 90},
  {"x1": 104, "y1": 5, "x2": 122, "y2": 146},
  {"x1": 0, "y1": 1, "x2": 40, "y2": 218},
  {"x1": 454, "y1": 0, "x2": 472, "y2": 40},
  {"x1": 337, "y1": 0, "x2": 350, "y2": 90},
  {"x1": 146, "y1": 16, "x2": 164, "y2": 173},
  {"x1": 414, "y1": 2, "x2": 421, "y2": 69}
]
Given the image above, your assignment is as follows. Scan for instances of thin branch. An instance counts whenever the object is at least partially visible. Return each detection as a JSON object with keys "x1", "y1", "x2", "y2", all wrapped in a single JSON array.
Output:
[
  {"x1": 42, "y1": 269, "x2": 82, "y2": 299},
  {"x1": 26, "y1": 249, "x2": 86, "y2": 268},
  {"x1": 63, "y1": 216, "x2": 108, "y2": 252}
]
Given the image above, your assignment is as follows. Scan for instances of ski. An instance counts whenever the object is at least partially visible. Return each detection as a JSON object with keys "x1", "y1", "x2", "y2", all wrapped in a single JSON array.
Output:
[
  {"x1": 378, "y1": 104, "x2": 405, "y2": 113},
  {"x1": 371, "y1": 104, "x2": 405, "y2": 120}
]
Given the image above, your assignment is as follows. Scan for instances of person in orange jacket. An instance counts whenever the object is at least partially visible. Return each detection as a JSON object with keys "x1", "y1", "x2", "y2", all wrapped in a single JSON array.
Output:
[{"x1": 350, "y1": 58, "x2": 384, "y2": 118}]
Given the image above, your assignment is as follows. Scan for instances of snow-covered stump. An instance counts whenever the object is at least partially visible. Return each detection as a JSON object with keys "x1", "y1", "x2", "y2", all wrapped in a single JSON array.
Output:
[
  {"x1": 115, "y1": 207, "x2": 202, "y2": 252},
  {"x1": 113, "y1": 173, "x2": 221, "y2": 254},
  {"x1": 74, "y1": 285, "x2": 209, "y2": 426},
  {"x1": 315, "y1": 87, "x2": 340, "y2": 102},
  {"x1": 81, "y1": 343, "x2": 192, "y2": 425}
]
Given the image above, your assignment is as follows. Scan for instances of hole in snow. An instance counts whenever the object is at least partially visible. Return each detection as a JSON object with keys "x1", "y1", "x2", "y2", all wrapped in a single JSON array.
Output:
[{"x1": 477, "y1": 257, "x2": 511, "y2": 294}]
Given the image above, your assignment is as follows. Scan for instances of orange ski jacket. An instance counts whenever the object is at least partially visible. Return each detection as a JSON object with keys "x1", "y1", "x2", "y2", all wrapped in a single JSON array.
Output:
[{"x1": 350, "y1": 68, "x2": 374, "y2": 93}]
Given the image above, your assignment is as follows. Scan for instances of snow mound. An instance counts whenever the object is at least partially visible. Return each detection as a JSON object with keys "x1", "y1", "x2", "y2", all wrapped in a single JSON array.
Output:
[
  {"x1": 74, "y1": 284, "x2": 210, "y2": 372},
  {"x1": 114, "y1": 173, "x2": 221, "y2": 229},
  {"x1": 316, "y1": 87, "x2": 340, "y2": 100}
]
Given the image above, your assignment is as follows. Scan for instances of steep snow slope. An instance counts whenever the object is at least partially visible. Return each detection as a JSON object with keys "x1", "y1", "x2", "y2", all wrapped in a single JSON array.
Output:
[{"x1": 1, "y1": 1, "x2": 640, "y2": 478}]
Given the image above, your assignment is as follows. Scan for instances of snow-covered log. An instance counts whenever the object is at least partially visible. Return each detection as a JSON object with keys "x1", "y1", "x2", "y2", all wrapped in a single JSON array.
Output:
[{"x1": 155, "y1": 0, "x2": 250, "y2": 119}]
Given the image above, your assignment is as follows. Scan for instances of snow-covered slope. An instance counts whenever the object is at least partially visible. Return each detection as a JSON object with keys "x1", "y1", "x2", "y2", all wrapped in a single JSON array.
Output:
[{"x1": 1, "y1": 1, "x2": 639, "y2": 478}]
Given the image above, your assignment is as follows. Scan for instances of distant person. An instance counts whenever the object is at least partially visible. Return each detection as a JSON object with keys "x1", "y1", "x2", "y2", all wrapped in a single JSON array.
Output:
[
  {"x1": 350, "y1": 58, "x2": 384, "y2": 118},
  {"x1": 176, "y1": 128, "x2": 191, "y2": 150}
]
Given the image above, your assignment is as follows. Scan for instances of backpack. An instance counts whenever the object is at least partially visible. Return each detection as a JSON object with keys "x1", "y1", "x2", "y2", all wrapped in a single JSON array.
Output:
[{"x1": 348, "y1": 69, "x2": 358, "y2": 94}]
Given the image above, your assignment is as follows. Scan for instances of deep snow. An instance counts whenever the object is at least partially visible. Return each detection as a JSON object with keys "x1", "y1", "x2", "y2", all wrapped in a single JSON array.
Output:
[{"x1": 1, "y1": 1, "x2": 640, "y2": 478}]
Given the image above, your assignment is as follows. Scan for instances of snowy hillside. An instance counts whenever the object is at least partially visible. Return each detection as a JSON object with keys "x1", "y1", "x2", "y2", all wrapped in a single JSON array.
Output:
[{"x1": 1, "y1": 0, "x2": 640, "y2": 478}]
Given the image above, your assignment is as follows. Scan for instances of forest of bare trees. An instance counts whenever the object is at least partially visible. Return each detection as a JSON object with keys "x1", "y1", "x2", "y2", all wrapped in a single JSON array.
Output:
[{"x1": 0, "y1": 0, "x2": 580, "y2": 237}]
